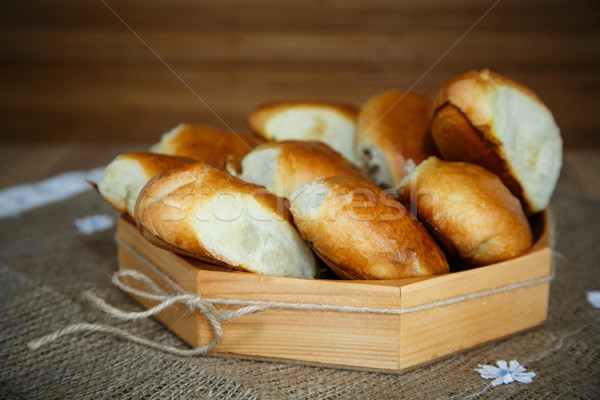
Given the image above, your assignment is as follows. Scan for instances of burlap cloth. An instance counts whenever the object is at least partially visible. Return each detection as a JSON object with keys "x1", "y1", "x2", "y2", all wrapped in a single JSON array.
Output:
[{"x1": 0, "y1": 188, "x2": 598, "y2": 399}]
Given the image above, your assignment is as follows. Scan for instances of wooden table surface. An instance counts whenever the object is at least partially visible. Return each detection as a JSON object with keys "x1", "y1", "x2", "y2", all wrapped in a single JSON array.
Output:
[{"x1": 0, "y1": 143, "x2": 599, "y2": 202}]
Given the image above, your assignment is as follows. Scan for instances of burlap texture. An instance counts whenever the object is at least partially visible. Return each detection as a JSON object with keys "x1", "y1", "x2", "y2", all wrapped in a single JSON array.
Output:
[{"x1": 0, "y1": 189, "x2": 599, "y2": 399}]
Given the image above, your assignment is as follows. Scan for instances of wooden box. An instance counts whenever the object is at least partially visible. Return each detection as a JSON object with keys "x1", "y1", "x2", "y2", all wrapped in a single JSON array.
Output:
[{"x1": 116, "y1": 212, "x2": 551, "y2": 373}]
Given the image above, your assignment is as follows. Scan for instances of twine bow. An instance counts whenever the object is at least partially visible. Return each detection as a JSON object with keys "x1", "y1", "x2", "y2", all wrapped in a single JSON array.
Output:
[{"x1": 28, "y1": 269, "x2": 267, "y2": 356}]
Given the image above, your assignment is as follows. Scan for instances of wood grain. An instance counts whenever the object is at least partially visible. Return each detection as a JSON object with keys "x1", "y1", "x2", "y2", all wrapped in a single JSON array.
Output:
[{"x1": 0, "y1": 0, "x2": 598, "y2": 146}]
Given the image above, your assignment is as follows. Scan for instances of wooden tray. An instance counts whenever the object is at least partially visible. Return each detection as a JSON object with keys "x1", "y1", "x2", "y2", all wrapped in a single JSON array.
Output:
[{"x1": 116, "y1": 211, "x2": 551, "y2": 373}]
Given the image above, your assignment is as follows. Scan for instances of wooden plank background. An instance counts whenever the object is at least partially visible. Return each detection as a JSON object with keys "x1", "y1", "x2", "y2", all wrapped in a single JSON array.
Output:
[{"x1": 0, "y1": 0, "x2": 598, "y2": 146}]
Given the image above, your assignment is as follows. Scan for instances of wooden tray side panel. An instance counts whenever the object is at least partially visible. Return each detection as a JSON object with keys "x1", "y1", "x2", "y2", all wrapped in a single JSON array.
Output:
[
  {"x1": 215, "y1": 310, "x2": 401, "y2": 370},
  {"x1": 399, "y1": 283, "x2": 550, "y2": 369}
]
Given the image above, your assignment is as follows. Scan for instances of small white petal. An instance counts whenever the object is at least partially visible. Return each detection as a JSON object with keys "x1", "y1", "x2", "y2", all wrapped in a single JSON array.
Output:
[
  {"x1": 503, "y1": 374, "x2": 515, "y2": 384},
  {"x1": 496, "y1": 360, "x2": 508, "y2": 370},
  {"x1": 477, "y1": 364, "x2": 495, "y2": 370},
  {"x1": 491, "y1": 376, "x2": 505, "y2": 386},
  {"x1": 514, "y1": 365, "x2": 526, "y2": 373},
  {"x1": 480, "y1": 371, "x2": 501, "y2": 379},
  {"x1": 587, "y1": 291, "x2": 600, "y2": 309},
  {"x1": 508, "y1": 360, "x2": 521, "y2": 370},
  {"x1": 475, "y1": 364, "x2": 501, "y2": 379},
  {"x1": 514, "y1": 371, "x2": 536, "y2": 384}
]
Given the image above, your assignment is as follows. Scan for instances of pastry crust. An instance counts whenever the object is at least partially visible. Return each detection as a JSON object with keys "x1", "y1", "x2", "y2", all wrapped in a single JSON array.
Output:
[
  {"x1": 135, "y1": 161, "x2": 318, "y2": 279},
  {"x1": 356, "y1": 90, "x2": 437, "y2": 188},
  {"x1": 151, "y1": 124, "x2": 263, "y2": 172},
  {"x1": 97, "y1": 152, "x2": 193, "y2": 218},
  {"x1": 239, "y1": 140, "x2": 369, "y2": 199},
  {"x1": 431, "y1": 69, "x2": 562, "y2": 214},
  {"x1": 290, "y1": 176, "x2": 449, "y2": 280},
  {"x1": 398, "y1": 157, "x2": 533, "y2": 267}
]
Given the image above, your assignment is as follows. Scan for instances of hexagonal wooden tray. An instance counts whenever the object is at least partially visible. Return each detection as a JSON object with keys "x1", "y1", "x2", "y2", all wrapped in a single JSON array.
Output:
[{"x1": 116, "y1": 211, "x2": 551, "y2": 373}]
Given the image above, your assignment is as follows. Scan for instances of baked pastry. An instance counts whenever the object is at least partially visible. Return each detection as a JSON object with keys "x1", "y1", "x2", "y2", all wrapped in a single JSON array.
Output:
[
  {"x1": 135, "y1": 161, "x2": 318, "y2": 279},
  {"x1": 398, "y1": 157, "x2": 533, "y2": 267},
  {"x1": 431, "y1": 69, "x2": 562, "y2": 214},
  {"x1": 246, "y1": 101, "x2": 359, "y2": 162},
  {"x1": 96, "y1": 152, "x2": 192, "y2": 219},
  {"x1": 290, "y1": 176, "x2": 449, "y2": 280},
  {"x1": 356, "y1": 90, "x2": 437, "y2": 188},
  {"x1": 238, "y1": 140, "x2": 369, "y2": 199},
  {"x1": 150, "y1": 124, "x2": 263, "y2": 172}
]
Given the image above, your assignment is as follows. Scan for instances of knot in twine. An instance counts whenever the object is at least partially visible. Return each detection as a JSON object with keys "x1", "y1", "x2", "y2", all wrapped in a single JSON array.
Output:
[{"x1": 28, "y1": 241, "x2": 553, "y2": 357}]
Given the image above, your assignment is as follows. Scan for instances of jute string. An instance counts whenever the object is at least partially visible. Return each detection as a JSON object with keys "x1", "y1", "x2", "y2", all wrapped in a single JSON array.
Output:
[{"x1": 28, "y1": 238, "x2": 553, "y2": 356}]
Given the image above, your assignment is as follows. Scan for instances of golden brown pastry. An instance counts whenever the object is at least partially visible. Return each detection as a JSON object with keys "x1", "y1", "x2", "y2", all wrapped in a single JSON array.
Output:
[
  {"x1": 238, "y1": 140, "x2": 370, "y2": 199},
  {"x1": 96, "y1": 152, "x2": 193, "y2": 219},
  {"x1": 356, "y1": 90, "x2": 437, "y2": 188},
  {"x1": 398, "y1": 157, "x2": 533, "y2": 267},
  {"x1": 289, "y1": 176, "x2": 449, "y2": 280},
  {"x1": 150, "y1": 124, "x2": 263, "y2": 172},
  {"x1": 135, "y1": 161, "x2": 318, "y2": 279},
  {"x1": 431, "y1": 69, "x2": 562, "y2": 214},
  {"x1": 246, "y1": 101, "x2": 359, "y2": 162}
]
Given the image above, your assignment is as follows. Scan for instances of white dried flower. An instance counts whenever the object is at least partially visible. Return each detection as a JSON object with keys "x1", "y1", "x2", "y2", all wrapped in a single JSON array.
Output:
[{"x1": 475, "y1": 360, "x2": 535, "y2": 386}]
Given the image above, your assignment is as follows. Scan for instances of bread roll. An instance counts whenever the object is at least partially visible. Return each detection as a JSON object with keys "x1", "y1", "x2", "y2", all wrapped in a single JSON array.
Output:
[
  {"x1": 246, "y1": 101, "x2": 359, "y2": 162},
  {"x1": 356, "y1": 90, "x2": 437, "y2": 188},
  {"x1": 398, "y1": 157, "x2": 533, "y2": 267},
  {"x1": 97, "y1": 152, "x2": 192, "y2": 219},
  {"x1": 151, "y1": 124, "x2": 263, "y2": 172},
  {"x1": 290, "y1": 176, "x2": 449, "y2": 280},
  {"x1": 135, "y1": 161, "x2": 318, "y2": 279},
  {"x1": 431, "y1": 69, "x2": 562, "y2": 214},
  {"x1": 238, "y1": 140, "x2": 369, "y2": 199}
]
